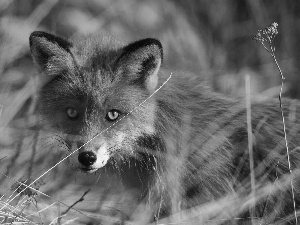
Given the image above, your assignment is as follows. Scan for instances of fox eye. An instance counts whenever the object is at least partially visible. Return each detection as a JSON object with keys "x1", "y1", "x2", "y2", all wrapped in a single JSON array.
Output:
[
  {"x1": 66, "y1": 107, "x2": 78, "y2": 119},
  {"x1": 106, "y1": 109, "x2": 121, "y2": 122}
]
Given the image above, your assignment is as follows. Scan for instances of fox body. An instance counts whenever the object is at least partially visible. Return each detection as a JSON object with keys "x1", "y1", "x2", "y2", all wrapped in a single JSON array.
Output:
[{"x1": 30, "y1": 31, "x2": 300, "y2": 224}]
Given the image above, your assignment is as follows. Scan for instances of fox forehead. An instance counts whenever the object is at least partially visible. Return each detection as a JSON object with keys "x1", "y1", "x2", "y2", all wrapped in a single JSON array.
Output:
[
  {"x1": 61, "y1": 35, "x2": 152, "y2": 107},
  {"x1": 50, "y1": 66, "x2": 145, "y2": 112},
  {"x1": 61, "y1": 35, "x2": 127, "y2": 92},
  {"x1": 70, "y1": 34, "x2": 123, "y2": 69}
]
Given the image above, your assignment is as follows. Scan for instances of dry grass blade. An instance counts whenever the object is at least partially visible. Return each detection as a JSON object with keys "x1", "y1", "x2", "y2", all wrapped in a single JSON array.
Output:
[
  {"x1": 245, "y1": 74, "x2": 255, "y2": 224},
  {"x1": 0, "y1": 78, "x2": 37, "y2": 130},
  {"x1": 57, "y1": 189, "x2": 90, "y2": 225},
  {"x1": 253, "y1": 22, "x2": 298, "y2": 224}
]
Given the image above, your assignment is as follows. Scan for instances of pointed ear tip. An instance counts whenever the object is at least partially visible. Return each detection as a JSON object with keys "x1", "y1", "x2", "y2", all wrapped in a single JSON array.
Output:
[
  {"x1": 29, "y1": 31, "x2": 47, "y2": 39},
  {"x1": 145, "y1": 38, "x2": 163, "y2": 50},
  {"x1": 29, "y1": 31, "x2": 72, "y2": 51},
  {"x1": 144, "y1": 38, "x2": 163, "y2": 61},
  {"x1": 154, "y1": 39, "x2": 163, "y2": 61},
  {"x1": 145, "y1": 38, "x2": 162, "y2": 47},
  {"x1": 124, "y1": 38, "x2": 163, "y2": 58},
  {"x1": 29, "y1": 31, "x2": 46, "y2": 47}
]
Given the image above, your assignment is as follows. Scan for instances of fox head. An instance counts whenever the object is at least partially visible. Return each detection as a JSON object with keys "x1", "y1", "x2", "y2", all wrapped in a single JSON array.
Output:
[{"x1": 30, "y1": 31, "x2": 163, "y2": 173}]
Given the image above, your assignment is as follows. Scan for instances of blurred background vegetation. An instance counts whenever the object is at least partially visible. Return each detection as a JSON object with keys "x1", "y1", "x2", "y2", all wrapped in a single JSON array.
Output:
[
  {"x1": 1, "y1": 0, "x2": 300, "y2": 224},
  {"x1": 0, "y1": 0, "x2": 300, "y2": 98},
  {"x1": 1, "y1": 0, "x2": 300, "y2": 99}
]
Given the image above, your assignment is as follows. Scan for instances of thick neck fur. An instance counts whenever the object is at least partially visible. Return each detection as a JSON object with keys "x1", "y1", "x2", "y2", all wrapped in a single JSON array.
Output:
[{"x1": 146, "y1": 69, "x2": 239, "y2": 214}]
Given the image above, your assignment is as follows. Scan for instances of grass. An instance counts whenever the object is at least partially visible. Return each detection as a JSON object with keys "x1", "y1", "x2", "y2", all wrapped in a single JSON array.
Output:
[{"x1": 253, "y1": 22, "x2": 297, "y2": 224}]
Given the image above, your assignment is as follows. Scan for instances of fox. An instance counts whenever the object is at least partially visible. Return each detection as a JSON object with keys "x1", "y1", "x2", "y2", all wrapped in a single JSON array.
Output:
[{"x1": 29, "y1": 31, "x2": 300, "y2": 224}]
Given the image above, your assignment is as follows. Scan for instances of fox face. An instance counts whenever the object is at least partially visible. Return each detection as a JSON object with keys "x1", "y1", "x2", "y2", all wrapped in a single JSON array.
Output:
[{"x1": 30, "y1": 31, "x2": 163, "y2": 173}]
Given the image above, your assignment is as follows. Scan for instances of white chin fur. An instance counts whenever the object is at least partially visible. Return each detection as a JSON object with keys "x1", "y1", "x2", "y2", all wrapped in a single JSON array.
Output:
[
  {"x1": 93, "y1": 143, "x2": 110, "y2": 168},
  {"x1": 80, "y1": 167, "x2": 99, "y2": 173}
]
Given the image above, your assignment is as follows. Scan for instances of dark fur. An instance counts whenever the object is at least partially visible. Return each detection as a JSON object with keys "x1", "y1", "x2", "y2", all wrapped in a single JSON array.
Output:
[{"x1": 30, "y1": 31, "x2": 300, "y2": 224}]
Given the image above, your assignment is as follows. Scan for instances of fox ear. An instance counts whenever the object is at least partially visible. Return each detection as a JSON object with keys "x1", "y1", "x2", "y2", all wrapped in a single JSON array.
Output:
[
  {"x1": 29, "y1": 31, "x2": 74, "y2": 75},
  {"x1": 117, "y1": 38, "x2": 163, "y2": 92}
]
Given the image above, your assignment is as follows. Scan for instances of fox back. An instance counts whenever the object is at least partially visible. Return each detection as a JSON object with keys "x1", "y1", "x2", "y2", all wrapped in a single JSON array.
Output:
[{"x1": 30, "y1": 31, "x2": 300, "y2": 224}]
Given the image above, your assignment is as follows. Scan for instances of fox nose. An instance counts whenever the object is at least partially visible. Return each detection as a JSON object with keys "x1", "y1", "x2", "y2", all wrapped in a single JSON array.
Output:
[{"x1": 78, "y1": 151, "x2": 97, "y2": 166}]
